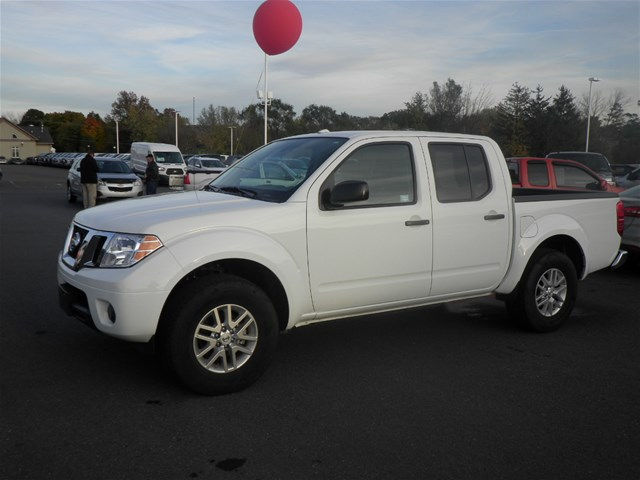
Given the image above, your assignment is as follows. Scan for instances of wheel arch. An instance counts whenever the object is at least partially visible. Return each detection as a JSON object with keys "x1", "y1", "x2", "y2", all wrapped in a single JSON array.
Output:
[
  {"x1": 496, "y1": 227, "x2": 588, "y2": 295},
  {"x1": 158, "y1": 258, "x2": 290, "y2": 334}
]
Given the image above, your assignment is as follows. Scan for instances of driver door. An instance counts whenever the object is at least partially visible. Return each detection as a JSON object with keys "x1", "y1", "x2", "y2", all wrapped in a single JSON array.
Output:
[{"x1": 306, "y1": 139, "x2": 433, "y2": 317}]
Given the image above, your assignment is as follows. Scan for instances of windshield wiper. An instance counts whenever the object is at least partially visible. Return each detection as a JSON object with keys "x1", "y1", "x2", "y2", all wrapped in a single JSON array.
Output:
[{"x1": 205, "y1": 185, "x2": 257, "y2": 199}]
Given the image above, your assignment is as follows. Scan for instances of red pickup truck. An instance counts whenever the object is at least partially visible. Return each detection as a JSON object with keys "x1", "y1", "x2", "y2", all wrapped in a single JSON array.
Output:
[{"x1": 506, "y1": 157, "x2": 622, "y2": 193}]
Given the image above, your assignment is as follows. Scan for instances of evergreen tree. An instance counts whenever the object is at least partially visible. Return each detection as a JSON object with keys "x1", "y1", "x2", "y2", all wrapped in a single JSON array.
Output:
[
  {"x1": 548, "y1": 85, "x2": 581, "y2": 151},
  {"x1": 492, "y1": 83, "x2": 531, "y2": 156},
  {"x1": 20, "y1": 109, "x2": 45, "y2": 126},
  {"x1": 429, "y1": 79, "x2": 464, "y2": 131},
  {"x1": 525, "y1": 85, "x2": 550, "y2": 156}
]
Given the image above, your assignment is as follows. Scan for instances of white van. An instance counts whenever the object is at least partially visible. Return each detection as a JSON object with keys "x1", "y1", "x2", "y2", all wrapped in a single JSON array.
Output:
[{"x1": 131, "y1": 142, "x2": 186, "y2": 185}]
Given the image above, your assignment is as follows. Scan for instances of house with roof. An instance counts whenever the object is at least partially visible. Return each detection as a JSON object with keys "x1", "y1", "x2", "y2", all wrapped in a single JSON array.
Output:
[{"x1": 0, "y1": 117, "x2": 54, "y2": 161}]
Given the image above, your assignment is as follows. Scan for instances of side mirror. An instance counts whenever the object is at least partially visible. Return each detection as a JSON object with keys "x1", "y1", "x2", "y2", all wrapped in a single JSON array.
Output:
[
  {"x1": 323, "y1": 180, "x2": 369, "y2": 209},
  {"x1": 586, "y1": 181, "x2": 604, "y2": 191}
]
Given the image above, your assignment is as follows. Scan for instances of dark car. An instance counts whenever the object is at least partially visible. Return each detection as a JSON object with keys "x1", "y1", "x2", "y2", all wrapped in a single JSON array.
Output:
[
  {"x1": 612, "y1": 163, "x2": 640, "y2": 180},
  {"x1": 546, "y1": 151, "x2": 615, "y2": 185}
]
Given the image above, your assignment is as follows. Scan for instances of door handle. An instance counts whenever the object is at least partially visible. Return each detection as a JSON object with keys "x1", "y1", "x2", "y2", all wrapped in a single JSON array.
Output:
[
  {"x1": 405, "y1": 219, "x2": 430, "y2": 226},
  {"x1": 484, "y1": 213, "x2": 505, "y2": 221}
]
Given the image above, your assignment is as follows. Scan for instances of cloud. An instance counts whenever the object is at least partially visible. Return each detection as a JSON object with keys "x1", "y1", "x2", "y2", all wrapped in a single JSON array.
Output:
[
  {"x1": 121, "y1": 25, "x2": 205, "y2": 43},
  {"x1": 1, "y1": 0, "x2": 638, "y2": 118}
]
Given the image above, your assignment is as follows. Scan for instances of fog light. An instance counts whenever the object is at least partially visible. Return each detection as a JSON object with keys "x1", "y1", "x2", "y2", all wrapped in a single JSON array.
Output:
[{"x1": 107, "y1": 304, "x2": 116, "y2": 323}]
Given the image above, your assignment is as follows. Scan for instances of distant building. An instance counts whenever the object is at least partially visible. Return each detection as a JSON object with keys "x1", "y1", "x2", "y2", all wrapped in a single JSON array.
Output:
[{"x1": 0, "y1": 117, "x2": 54, "y2": 160}]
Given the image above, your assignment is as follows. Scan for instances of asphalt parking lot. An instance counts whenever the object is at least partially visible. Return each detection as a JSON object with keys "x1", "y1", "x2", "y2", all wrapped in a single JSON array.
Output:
[{"x1": 1, "y1": 164, "x2": 639, "y2": 480}]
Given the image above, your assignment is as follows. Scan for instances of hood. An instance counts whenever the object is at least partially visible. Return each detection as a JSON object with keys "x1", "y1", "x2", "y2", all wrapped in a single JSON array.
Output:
[{"x1": 72, "y1": 190, "x2": 277, "y2": 242}]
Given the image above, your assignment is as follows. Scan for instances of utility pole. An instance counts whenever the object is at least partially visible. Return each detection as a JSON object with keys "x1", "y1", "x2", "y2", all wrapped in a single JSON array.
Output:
[
  {"x1": 175, "y1": 110, "x2": 179, "y2": 148},
  {"x1": 229, "y1": 127, "x2": 235, "y2": 156},
  {"x1": 114, "y1": 117, "x2": 120, "y2": 154},
  {"x1": 192, "y1": 96, "x2": 196, "y2": 124},
  {"x1": 585, "y1": 76, "x2": 600, "y2": 152}
]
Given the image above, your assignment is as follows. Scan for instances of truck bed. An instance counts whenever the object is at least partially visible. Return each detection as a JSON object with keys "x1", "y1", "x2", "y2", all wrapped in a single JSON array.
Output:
[{"x1": 512, "y1": 187, "x2": 619, "y2": 202}]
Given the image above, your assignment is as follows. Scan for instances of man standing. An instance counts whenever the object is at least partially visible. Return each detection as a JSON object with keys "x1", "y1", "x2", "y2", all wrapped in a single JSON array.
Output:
[
  {"x1": 79, "y1": 150, "x2": 98, "y2": 208},
  {"x1": 145, "y1": 153, "x2": 159, "y2": 195}
]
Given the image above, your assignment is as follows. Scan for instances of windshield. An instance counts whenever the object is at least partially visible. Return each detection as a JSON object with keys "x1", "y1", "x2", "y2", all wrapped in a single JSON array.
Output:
[
  {"x1": 547, "y1": 153, "x2": 610, "y2": 172},
  {"x1": 206, "y1": 137, "x2": 348, "y2": 203},
  {"x1": 200, "y1": 159, "x2": 226, "y2": 168},
  {"x1": 97, "y1": 160, "x2": 132, "y2": 174},
  {"x1": 154, "y1": 151, "x2": 183, "y2": 164}
]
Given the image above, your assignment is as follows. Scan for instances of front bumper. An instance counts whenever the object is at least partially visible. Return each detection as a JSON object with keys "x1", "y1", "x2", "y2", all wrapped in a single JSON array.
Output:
[
  {"x1": 97, "y1": 183, "x2": 144, "y2": 198},
  {"x1": 57, "y1": 248, "x2": 181, "y2": 342}
]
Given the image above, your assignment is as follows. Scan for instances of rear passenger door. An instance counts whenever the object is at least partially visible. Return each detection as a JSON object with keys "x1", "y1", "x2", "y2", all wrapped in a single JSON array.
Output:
[{"x1": 420, "y1": 139, "x2": 511, "y2": 296}]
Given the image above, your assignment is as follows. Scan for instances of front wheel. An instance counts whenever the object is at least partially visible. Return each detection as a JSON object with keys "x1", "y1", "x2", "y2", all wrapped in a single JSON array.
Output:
[
  {"x1": 505, "y1": 248, "x2": 578, "y2": 332},
  {"x1": 159, "y1": 274, "x2": 279, "y2": 395}
]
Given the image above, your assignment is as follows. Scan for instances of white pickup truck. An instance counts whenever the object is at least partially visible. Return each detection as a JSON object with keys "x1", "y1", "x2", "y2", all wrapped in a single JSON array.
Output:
[{"x1": 58, "y1": 131, "x2": 626, "y2": 394}]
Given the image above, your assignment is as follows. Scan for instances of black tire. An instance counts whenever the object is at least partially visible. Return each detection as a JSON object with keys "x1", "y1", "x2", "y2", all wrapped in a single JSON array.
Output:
[
  {"x1": 159, "y1": 274, "x2": 279, "y2": 395},
  {"x1": 505, "y1": 248, "x2": 578, "y2": 332},
  {"x1": 66, "y1": 183, "x2": 76, "y2": 203}
]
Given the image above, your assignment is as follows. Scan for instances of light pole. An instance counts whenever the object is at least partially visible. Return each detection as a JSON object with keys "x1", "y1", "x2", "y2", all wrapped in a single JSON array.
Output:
[
  {"x1": 585, "y1": 76, "x2": 600, "y2": 152},
  {"x1": 192, "y1": 96, "x2": 196, "y2": 124},
  {"x1": 114, "y1": 116, "x2": 120, "y2": 154},
  {"x1": 174, "y1": 110, "x2": 180, "y2": 148},
  {"x1": 229, "y1": 126, "x2": 235, "y2": 156}
]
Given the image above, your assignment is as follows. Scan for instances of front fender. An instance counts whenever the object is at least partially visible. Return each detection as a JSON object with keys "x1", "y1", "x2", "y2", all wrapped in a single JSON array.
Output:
[
  {"x1": 495, "y1": 214, "x2": 588, "y2": 294},
  {"x1": 164, "y1": 227, "x2": 312, "y2": 328}
]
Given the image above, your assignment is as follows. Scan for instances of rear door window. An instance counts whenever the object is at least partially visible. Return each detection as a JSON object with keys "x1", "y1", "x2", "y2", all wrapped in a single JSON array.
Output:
[
  {"x1": 527, "y1": 162, "x2": 549, "y2": 186},
  {"x1": 428, "y1": 143, "x2": 491, "y2": 202}
]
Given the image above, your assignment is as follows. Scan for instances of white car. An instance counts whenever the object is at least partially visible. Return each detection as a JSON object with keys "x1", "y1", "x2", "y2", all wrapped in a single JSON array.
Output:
[
  {"x1": 59, "y1": 131, "x2": 625, "y2": 395},
  {"x1": 67, "y1": 156, "x2": 143, "y2": 203},
  {"x1": 183, "y1": 157, "x2": 228, "y2": 190}
]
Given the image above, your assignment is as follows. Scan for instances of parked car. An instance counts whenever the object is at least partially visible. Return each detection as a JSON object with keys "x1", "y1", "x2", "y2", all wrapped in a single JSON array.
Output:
[
  {"x1": 183, "y1": 157, "x2": 228, "y2": 190},
  {"x1": 224, "y1": 154, "x2": 244, "y2": 166},
  {"x1": 58, "y1": 131, "x2": 625, "y2": 395},
  {"x1": 66, "y1": 156, "x2": 143, "y2": 203},
  {"x1": 619, "y1": 185, "x2": 640, "y2": 258},
  {"x1": 612, "y1": 163, "x2": 640, "y2": 182},
  {"x1": 130, "y1": 142, "x2": 186, "y2": 187},
  {"x1": 0, "y1": 156, "x2": 7, "y2": 164},
  {"x1": 546, "y1": 151, "x2": 615, "y2": 185},
  {"x1": 506, "y1": 157, "x2": 621, "y2": 192},
  {"x1": 617, "y1": 167, "x2": 640, "y2": 191}
]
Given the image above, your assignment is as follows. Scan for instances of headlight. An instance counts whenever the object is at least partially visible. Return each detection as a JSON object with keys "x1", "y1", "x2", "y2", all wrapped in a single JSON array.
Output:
[
  {"x1": 98, "y1": 180, "x2": 107, "y2": 186},
  {"x1": 99, "y1": 233, "x2": 163, "y2": 268},
  {"x1": 158, "y1": 166, "x2": 166, "y2": 172},
  {"x1": 134, "y1": 178, "x2": 142, "y2": 186}
]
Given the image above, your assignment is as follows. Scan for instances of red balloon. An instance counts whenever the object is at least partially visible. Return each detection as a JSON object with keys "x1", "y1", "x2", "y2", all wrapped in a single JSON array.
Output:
[{"x1": 253, "y1": 0, "x2": 302, "y2": 56}]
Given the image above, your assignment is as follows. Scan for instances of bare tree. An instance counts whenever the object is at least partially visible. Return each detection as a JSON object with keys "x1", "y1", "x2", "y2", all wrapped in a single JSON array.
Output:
[
  {"x1": 1, "y1": 111, "x2": 24, "y2": 124},
  {"x1": 578, "y1": 91, "x2": 606, "y2": 120},
  {"x1": 461, "y1": 83, "x2": 493, "y2": 117}
]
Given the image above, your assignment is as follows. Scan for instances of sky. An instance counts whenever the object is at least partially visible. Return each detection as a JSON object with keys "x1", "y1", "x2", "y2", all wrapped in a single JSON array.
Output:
[{"x1": 1, "y1": 0, "x2": 638, "y2": 121}]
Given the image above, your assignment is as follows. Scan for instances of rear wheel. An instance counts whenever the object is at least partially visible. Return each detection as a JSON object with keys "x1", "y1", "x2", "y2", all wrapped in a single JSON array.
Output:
[
  {"x1": 505, "y1": 248, "x2": 578, "y2": 332},
  {"x1": 160, "y1": 274, "x2": 279, "y2": 395},
  {"x1": 66, "y1": 183, "x2": 76, "y2": 203}
]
